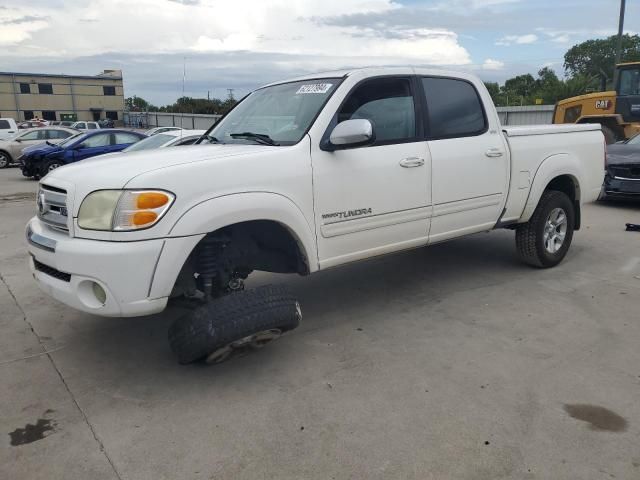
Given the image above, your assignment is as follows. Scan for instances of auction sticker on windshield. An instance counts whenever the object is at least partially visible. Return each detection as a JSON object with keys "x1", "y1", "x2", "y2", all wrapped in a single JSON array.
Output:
[{"x1": 296, "y1": 83, "x2": 333, "y2": 94}]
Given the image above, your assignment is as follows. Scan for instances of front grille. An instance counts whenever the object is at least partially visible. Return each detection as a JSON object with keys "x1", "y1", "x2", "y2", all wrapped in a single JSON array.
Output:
[
  {"x1": 609, "y1": 164, "x2": 640, "y2": 180},
  {"x1": 33, "y1": 258, "x2": 71, "y2": 282},
  {"x1": 38, "y1": 184, "x2": 69, "y2": 232}
]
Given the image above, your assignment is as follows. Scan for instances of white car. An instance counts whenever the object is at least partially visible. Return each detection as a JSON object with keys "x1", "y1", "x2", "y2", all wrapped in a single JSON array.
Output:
[
  {"x1": 0, "y1": 118, "x2": 18, "y2": 141},
  {"x1": 144, "y1": 126, "x2": 183, "y2": 136},
  {"x1": 26, "y1": 67, "x2": 604, "y2": 364},
  {"x1": 123, "y1": 129, "x2": 206, "y2": 151},
  {"x1": 71, "y1": 121, "x2": 101, "y2": 130}
]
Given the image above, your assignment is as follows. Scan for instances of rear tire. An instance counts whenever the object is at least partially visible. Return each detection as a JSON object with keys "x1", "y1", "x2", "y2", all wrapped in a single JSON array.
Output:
[
  {"x1": 168, "y1": 284, "x2": 301, "y2": 364},
  {"x1": 516, "y1": 190, "x2": 575, "y2": 268}
]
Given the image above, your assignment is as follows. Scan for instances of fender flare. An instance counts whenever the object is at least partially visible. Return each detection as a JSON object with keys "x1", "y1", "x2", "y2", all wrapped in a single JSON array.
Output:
[
  {"x1": 168, "y1": 191, "x2": 318, "y2": 271},
  {"x1": 519, "y1": 153, "x2": 583, "y2": 223}
]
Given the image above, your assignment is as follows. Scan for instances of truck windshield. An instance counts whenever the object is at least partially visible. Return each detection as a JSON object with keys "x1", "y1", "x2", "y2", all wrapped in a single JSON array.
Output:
[{"x1": 204, "y1": 78, "x2": 341, "y2": 146}]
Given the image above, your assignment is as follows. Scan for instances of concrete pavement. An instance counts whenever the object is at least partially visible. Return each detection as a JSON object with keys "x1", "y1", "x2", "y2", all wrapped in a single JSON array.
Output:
[{"x1": 1, "y1": 167, "x2": 639, "y2": 479}]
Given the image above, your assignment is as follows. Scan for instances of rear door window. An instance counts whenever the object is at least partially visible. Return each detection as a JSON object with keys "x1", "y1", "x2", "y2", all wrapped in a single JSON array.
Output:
[{"x1": 421, "y1": 77, "x2": 487, "y2": 139}]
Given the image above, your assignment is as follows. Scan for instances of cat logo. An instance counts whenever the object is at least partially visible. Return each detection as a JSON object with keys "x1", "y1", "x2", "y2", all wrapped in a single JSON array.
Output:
[{"x1": 595, "y1": 100, "x2": 612, "y2": 109}]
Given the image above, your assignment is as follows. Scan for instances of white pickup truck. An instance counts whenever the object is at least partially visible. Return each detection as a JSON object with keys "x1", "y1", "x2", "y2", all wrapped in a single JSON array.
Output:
[{"x1": 26, "y1": 67, "x2": 604, "y2": 363}]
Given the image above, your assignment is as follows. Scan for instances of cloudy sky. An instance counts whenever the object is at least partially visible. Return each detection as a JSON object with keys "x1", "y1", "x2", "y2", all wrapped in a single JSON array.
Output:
[{"x1": 1, "y1": 0, "x2": 638, "y2": 105}]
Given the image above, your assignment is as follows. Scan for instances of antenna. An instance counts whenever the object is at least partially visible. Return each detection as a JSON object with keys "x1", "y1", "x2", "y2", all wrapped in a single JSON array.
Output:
[{"x1": 181, "y1": 56, "x2": 186, "y2": 136}]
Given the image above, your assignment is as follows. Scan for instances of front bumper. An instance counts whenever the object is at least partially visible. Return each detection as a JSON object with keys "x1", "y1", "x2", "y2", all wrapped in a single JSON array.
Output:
[
  {"x1": 26, "y1": 217, "x2": 175, "y2": 317},
  {"x1": 603, "y1": 174, "x2": 640, "y2": 197}
]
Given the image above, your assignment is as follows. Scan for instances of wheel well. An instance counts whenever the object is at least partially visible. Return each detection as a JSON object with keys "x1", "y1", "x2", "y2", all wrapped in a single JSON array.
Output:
[
  {"x1": 171, "y1": 220, "x2": 310, "y2": 298},
  {"x1": 545, "y1": 175, "x2": 581, "y2": 230}
]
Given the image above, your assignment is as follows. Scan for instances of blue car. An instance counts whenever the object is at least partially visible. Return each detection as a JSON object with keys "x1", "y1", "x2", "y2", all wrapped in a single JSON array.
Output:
[{"x1": 20, "y1": 129, "x2": 146, "y2": 178}]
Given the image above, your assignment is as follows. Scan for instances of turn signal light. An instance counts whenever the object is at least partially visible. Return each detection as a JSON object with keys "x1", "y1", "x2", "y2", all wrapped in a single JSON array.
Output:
[
  {"x1": 137, "y1": 192, "x2": 170, "y2": 209},
  {"x1": 132, "y1": 211, "x2": 158, "y2": 226}
]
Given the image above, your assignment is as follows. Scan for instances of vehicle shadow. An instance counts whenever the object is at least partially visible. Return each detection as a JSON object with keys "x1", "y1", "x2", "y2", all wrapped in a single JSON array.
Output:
[{"x1": 51, "y1": 229, "x2": 534, "y2": 388}]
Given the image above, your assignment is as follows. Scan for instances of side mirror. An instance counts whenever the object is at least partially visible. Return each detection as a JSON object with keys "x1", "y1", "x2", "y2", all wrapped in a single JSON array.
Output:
[
  {"x1": 327, "y1": 119, "x2": 375, "y2": 151},
  {"x1": 14, "y1": 138, "x2": 22, "y2": 143}
]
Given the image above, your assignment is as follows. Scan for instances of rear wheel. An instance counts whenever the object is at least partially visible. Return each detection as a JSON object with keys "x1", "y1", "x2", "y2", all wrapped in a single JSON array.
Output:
[{"x1": 516, "y1": 190, "x2": 575, "y2": 268}]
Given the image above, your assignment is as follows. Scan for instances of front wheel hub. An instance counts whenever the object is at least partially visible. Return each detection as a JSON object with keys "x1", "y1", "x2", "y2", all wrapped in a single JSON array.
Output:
[{"x1": 205, "y1": 329, "x2": 282, "y2": 364}]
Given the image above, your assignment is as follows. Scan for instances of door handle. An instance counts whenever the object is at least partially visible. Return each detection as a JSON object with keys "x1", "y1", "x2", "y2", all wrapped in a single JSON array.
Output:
[
  {"x1": 399, "y1": 157, "x2": 425, "y2": 168},
  {"x1": 485, "y1": 148, "x2": 504, "y2": 158}
]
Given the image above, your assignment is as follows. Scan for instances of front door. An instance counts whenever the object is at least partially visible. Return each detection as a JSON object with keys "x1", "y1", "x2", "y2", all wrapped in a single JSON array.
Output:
[
  {"x1": 73, "y1": 132, "x2": 112, "y2": 161},
  {"x1": 420, "y1": 76, "x2": 509, "y2": 243},
  {"x1": 311, "y1": 76, "x2": 432, "y2": 269}
]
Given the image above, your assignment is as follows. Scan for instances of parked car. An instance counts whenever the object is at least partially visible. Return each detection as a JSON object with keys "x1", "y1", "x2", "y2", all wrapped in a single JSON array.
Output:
[
  {"x1": 0, "y1": 118, "x2": 19, "y2": 140},
  {"x1": 123, "y1": 129, "x2": 206, "y2": 151},
  {"x1": 59, "y1": 121, "x2": 75, "y2": 127},
  {"x1": 144, "y1": 126, "x2": 183, "y2": 136},
  {"x1": 98, "y1": 118, "x2": 115, "y2": 128},
  {"x1": 20, "y1": 129, "x2": 146, "y2": 178},
  {"x1": 25, "y1": 67, "x2": 605, "y2": 366},
  {"x1": 18, "y1": 121, "x2": 47, "y2": 130},
  {"x1": 71, "y1": 121, "x2": 101, "y2": 130},
  {"x1": 601, "y1": 133, "x2": 640, "y2": 199},
  {"x1": 0, "y1": 127, "x2": 78, "y2": 168}
]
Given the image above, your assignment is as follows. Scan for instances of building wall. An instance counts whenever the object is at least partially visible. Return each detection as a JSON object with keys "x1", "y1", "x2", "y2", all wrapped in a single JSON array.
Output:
[{"x1": 0, "y1": 70, "x2": 125, "y2": 123}]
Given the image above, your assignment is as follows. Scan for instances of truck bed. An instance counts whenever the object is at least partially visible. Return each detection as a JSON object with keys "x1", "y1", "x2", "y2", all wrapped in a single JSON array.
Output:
[{"x1": 503, "y1": 123, "x2": 601, "y2": 137}]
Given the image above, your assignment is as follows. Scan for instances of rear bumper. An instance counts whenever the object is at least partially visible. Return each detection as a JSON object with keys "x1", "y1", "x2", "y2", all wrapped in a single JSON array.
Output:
[{"x1": 26, "y1": 217, "x2": 202, "y2": 317}]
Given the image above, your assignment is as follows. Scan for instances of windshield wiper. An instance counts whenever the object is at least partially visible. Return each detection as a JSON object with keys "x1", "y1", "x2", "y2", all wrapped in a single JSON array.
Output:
[
  {"x1": 205, "y1": 134, "x2": 221, "y2": 144},
  {"x1": 229, "y1": 132, "x2": 279, "y2": 146}
]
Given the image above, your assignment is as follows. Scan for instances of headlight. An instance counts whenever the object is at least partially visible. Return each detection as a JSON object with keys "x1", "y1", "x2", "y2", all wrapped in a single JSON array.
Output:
[{"x1": 78, "y1": 190, "x2": 175, "y2": 231}]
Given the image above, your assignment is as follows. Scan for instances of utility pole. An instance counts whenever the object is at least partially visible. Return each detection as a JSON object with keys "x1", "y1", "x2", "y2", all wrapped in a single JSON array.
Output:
[
  {"x1": 613, "y1": 0, "x2": 626, "y2": 88},
  {"x1": 227, "y1": 88, "x2": 235, "y2": 100}
]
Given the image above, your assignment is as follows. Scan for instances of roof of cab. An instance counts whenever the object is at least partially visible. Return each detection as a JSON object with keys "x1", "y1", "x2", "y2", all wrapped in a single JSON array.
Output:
[{"x1": 260, "y1": 66, "x2": 481, "y2": 89}]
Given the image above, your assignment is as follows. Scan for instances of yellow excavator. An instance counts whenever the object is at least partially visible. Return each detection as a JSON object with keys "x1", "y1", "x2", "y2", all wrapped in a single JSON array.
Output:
[{"x1": 553, "y1": 62, "x2": 640, "y2": 143}]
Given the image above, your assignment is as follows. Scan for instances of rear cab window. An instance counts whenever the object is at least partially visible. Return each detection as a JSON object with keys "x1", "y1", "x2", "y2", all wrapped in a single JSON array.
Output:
[{"x1": 421, "y1": 77, "x2": 487, "y2": 139}]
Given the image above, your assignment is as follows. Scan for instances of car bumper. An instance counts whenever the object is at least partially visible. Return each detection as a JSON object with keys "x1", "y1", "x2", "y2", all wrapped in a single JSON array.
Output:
[
  {"x1": 603, "y1": 175, "x2": 640, "y2": 197},
  {"x1": 26, "y1": 217, "x2": 200, "y2": 317}
]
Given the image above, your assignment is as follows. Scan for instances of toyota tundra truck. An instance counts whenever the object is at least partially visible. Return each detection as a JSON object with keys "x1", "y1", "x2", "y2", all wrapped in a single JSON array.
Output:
[{"x1": 26, "y1": 67, "x2": 605, "y2": 363}]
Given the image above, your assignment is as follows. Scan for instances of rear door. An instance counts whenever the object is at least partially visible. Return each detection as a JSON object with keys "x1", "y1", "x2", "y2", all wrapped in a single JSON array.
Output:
[{"x1": 420, "y1": 76, "x2": 509, "y2": 244}]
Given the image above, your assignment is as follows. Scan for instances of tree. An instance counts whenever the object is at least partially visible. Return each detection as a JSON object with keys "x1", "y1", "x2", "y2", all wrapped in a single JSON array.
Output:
[
  {"x1": 484, "y1": 82, "x2": 501, "y2": 103},
  {"x1": 564, "y1": 34, "x2": 640, "y2": 87},
  {"x1": 504, "y1": 73, "x2": 535, "y2": 99},
  {"x1": 125, "y1": 95, "x2": 158, "y2": 112}
]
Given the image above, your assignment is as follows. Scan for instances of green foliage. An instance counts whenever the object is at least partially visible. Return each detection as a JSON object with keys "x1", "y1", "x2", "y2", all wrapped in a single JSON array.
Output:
[
  {"x1": 564, "y1": 34, "x2": 640, "y2": 85},
  {"x1": 487, "y1": 67, "x2": 598, "y2": 107}
]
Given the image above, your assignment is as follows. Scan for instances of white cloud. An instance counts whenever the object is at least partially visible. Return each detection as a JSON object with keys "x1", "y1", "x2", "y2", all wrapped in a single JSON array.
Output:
[
  {"x1": 0, "y1": 0, "x2": 469, "y2": 67},
  {"x1": 496, "y1": 33, "x2": 538, "y2": 46},
  {"x1": 482, "y1": 58, "x2": 504, "y2": 70}
]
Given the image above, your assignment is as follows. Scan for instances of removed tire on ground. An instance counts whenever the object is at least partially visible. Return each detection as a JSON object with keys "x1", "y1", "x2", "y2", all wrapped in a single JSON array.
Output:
[{"x1": 168, "y1": 284, "x2": 301, "y2": 365}]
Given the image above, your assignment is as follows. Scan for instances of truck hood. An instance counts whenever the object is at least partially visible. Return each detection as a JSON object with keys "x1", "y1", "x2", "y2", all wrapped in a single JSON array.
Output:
[
  {"x1": 41, "y1": 143, "x2": 278, "y2": 213},
  {"x1": 606, "y1": 143, "x2": 640, "y2": 165}
]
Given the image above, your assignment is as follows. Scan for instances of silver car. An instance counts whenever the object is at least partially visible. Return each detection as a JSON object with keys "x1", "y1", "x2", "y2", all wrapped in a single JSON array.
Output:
[{"x1": 0, "y1": 127, "x2": 78, "y2": 168}]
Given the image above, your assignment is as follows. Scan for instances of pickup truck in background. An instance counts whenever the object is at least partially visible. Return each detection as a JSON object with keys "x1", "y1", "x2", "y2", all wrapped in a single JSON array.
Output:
[
  {"x1": 0, "y1": 118, "x2": 18, "y2": 141},
  {"x1": 25, "y1": 67, "x2": 605, "y2": 364}
]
